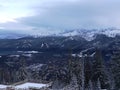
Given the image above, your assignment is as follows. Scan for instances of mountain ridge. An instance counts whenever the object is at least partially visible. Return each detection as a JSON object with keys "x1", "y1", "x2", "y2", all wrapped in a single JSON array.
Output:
[{"x1": 1, "y1": 28, "x2": 120, "y2": 41}]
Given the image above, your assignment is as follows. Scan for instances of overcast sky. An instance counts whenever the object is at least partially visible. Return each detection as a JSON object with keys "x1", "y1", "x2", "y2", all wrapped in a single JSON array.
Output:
[{"x1": 0, "y1": 0, "x2": 120, "y2": 35}]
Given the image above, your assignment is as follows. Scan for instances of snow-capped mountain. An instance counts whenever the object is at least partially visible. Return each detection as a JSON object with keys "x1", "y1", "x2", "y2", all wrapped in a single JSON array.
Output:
[
  {"x1": 31, "y1": 28, "x2": 120, "y2": 41},
  {"x1": 1, "y1": 28, "x2": 120, "y2": 41},
  {"x1": 58, "y1": 28, "x2": 120, "y2": 41}
]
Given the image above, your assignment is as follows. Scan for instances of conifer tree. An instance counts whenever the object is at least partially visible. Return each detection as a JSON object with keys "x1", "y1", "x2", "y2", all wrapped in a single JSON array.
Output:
[
  {"x1": 84, "y1": 55, "x2": 92, "y2": 87},
  {"x1": 62, "y1": 74, "x2": 79, "y2": 90},
  {"x1": 76, "y1": 53, "x2": 85, "y2": 90},
  {"x1": 81, "y1": 55, "x2": 85, "y2": 90},
  {"x1": 107, "y1": 67, "x2": 115, "y2": 90},
  {"x1": 92, "y1": 49, "x2": 109, "y2": 89},
  {"x1": 96, "y1": 78, "x2": 101, "y2": 90},
  {"x1": 70, "y1": 74, "x2": 79, "y2": 90},
  {"x1": 110, "y1": 51, "x2": 120, "y2": 89},
  {"x1": 88, "y1": 80, "x2": 93, "y2": 90},
  {"x1": 17, "y1": 57, "x2": 28, "y2": 81}
]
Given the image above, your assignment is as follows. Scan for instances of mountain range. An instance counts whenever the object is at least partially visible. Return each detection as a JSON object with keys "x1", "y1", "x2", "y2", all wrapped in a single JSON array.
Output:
[
  {"x1": 0, "y1": 28, "x2": 120, "y2": 90},
  {"x1": 1, "y1": 28, "x2": 120, "y2": 41},
  {"x1": 0, "y1": 28, "x2": 120, "y2": 61}
]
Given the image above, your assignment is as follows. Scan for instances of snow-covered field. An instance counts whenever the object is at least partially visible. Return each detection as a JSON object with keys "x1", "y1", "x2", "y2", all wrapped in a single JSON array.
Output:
[{"x1": 0, "y1": 82, "x2": 48, "y2": 89}]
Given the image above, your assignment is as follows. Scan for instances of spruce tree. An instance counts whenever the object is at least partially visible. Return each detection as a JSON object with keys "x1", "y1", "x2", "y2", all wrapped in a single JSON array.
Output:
[
  {"x1": 62, "y1": 74, "x2": 79, "y2": 90},
  {"x1": 88, "y1": 80, "x2": 93, "y2": 90},
  {"x1": 17, "y1": 57, "x2": 28, "y2": 81},
  {"x1": 84, "y1": 55, "x2": 92, "y2": 87},
  {"x1": 110, "y1": 51, "x2": 120, "y2": 89},
  {"x1": 70, "y1": 74, "x2": 79, "y2": 90},
  {"x1": 92, "y1": 49, "x2": 109, "y2": 89},
  {"x1": 75, "y1": 53, "x2": 85, "y2": 90},
  {"x1": 80, "y1": 55, "x2": 85, "y2": 90},
  {"x1": 96, "y1": 78, "x2": 101, "y2": 90}
]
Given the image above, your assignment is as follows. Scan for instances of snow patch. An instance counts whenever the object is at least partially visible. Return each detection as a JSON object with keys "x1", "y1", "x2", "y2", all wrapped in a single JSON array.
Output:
[
  {"x1": 17, "y1": 51, "x2": 39, "y2": 54},
  {"x1": 0, "y1": 85, "x2": 7, "y2": 88},
  {"x1": 9, "y1": 55, "x2": 20, "y2": 58},
  {"x1": 22, "y1": 54, "x2": 32, "y2": 57},
  {"x1": 0, "y1": 82, "x2": 48, "y2": 89},
  {"x1": 15, "y1": 82, "x2": 47, "y2": 89}
]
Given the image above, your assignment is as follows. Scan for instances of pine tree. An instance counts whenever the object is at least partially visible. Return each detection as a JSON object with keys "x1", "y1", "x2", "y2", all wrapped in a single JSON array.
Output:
[
  {"x1": 17, "y1": 57, "x2": 28, "y2": 81},
  {"x1": 68, "y1": 49, "x2": 73, "y2": 78},
  {"x1": 92, "y1": 49, "x2": 109, "y2": 89},
  {"x1": 88, "y1": 80, "x2": 93, "y2": 90},
  {"x1": 96, "y1": 78, "x2": 101, "y2": 90},
  {"x1": 62, "y1": 74, "x2": 79, "y2": 90},
  {"x1": 84, "y1": 55, "x2": 92, "y2": 87},
  {"x1": 70, "y1": 74, "x2": 79, "y2": 90},
  {"x1": 76, "y1": 53, "x2": 85, "y2": 90},
  {"x1": 110, "y1": 51, "x2": 120, "y2": 89},
  {"x1": 107, "y1": 67, "x2": 115, "y2": 90},
  {"x1": 32, "y1": 71, "x2": 40, "y2": 81},
  {"x1": 80, "y1": 55, "x2": 85, "y2": 90}
]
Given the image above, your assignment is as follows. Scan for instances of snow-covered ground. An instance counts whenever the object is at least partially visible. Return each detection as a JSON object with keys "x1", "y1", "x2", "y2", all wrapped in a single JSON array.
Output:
[
  {"x1": 0, "y1": 82, "x2": 48, "y2": 89},
  {"x1": 15, "y1": 82, "x2": 47, "y2": 89},
  {"x1": 0, "y1": 84, "x2": 7, "y2": 88}
]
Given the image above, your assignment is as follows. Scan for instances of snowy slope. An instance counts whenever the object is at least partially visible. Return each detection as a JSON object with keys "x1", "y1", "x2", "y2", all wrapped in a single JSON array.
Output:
[
  {"x1": 58, "y1": 28, "x2": 120, "y2": 41},
  {"x1": 31, "y1": 28, "x2": 120, "y2": 41},
  {"x1": 1, "y1": 28, "x2": 120, "y2": 41}
]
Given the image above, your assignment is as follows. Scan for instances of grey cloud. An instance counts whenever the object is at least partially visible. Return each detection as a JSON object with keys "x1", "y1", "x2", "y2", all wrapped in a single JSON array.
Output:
[
  {"x1": 1, "y1": 0, "x2": 120, "y2": 35},
  {"x1": 18, "y1": 1, "x2": 120, "y2": 30}
]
